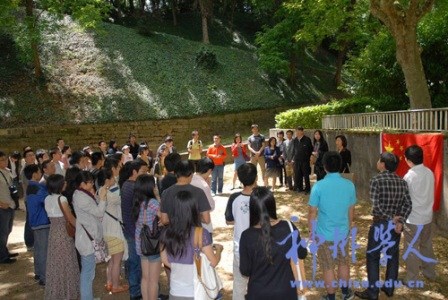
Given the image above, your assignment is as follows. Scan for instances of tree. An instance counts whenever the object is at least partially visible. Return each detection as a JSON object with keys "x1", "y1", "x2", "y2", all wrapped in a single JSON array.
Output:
[
  {"x1": 199, "y1": 0, "x2": 213, "y2": 43},
  {"x1": 370, "y1": 0, "x2": 434, "y2": 109},
  {"x1": 2, "y1": 0, "x2": 110, "y2": 81}
]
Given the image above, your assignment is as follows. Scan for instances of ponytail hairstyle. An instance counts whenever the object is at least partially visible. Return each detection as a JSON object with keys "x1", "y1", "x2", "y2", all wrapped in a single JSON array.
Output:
[
  {"x1": 132, "y1": 174, "x2": 157, "y2": 222},
  {"x1": 249, "y1": 186, "x2": 278, "y2": 264}
]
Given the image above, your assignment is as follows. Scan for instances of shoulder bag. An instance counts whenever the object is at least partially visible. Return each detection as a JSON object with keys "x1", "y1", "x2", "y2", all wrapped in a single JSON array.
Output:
[
  {"x1": 82, "y1": 224, "x2": 109, "y2": 264},
  {"x1": 287, "y1": 221, "x2": 307, "y2": 300},
  {"x1": 57, "y1": 196, "x2": 76, "y2": 238},
  {"x1": 193, "y1": 227, "x2": 223, "y2": 300},
  {"x1": 140, "y1": 201, "x2": 161, "y2": 256}
]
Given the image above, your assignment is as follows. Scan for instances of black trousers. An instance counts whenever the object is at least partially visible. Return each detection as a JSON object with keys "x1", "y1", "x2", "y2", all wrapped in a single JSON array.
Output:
[{"x1": 294, "y1": 161, "x2": 311, "y2": 192}]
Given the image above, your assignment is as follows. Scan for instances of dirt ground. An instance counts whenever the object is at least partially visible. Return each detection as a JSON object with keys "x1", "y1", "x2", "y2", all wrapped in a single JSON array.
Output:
[{"x1": 1, "y1": 165, "x2": 447, "y2": 299}]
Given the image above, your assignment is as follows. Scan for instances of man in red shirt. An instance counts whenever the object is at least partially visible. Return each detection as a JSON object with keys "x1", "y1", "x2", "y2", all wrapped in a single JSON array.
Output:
[{"x1": 206, "y1": 135, "x2": 227, "y2": 196}]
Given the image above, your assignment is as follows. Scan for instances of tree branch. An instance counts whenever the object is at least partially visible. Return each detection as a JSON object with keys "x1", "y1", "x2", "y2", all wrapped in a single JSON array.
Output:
[{"x1": 415, "y1": 0, "x2": 435, "y2": 20}]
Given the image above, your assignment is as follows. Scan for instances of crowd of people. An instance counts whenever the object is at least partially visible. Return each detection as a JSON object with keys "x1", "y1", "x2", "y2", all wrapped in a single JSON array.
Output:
[{"x1": 0, "y1": 126, "x2": 437, "y2": 300}]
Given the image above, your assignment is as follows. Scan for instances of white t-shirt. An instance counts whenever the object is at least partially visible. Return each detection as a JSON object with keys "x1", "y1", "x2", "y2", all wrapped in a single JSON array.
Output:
[
  {"x1": 225, "y1": 192, "x2": 251, "y2": 255},
  {"x1": 45, "y1": 194, "x2": 68, "y2": 218},
  {"x1": 404, "y1": 164, "x2": 434, "y2": 225},
  {"x1": 190, "y1": 173, "x2": 214, "y2": 233}
]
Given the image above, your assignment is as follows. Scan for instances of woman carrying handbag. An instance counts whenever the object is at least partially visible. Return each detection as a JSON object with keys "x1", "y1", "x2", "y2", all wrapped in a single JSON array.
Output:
[{"x1": 160, "y1": 190, "x2": 223, "y2": 300}]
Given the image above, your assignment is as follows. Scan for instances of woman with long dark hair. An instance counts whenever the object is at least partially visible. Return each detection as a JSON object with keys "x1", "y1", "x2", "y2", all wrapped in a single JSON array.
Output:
[
  {"x1": 231, "y1": 133, "x2": 248, "y2": 190},
  {"x1": 239, "y1": 187, "x2": 307, "y2": 300},
  {"x1": 100, "y1": 157, "x2": 129, "y2": 293},
  {"x1": 133, "y1": 174, "x2": 161, "y2": 300},
  {"x1": 44, "y1": 174, "x2": 79, "y2": 299},
  {"x1": 160, "y1": 191, "x2": 223, "y2": 300},
  {"x1": 313, "y1": 130, "x2": 329, "y2": 180},
  {"x1": 73, "y1": 171, "x2": 107, "y2": 300},
  {"x1": 264, "y1": 137, "x2": 281, "y2": 190}
]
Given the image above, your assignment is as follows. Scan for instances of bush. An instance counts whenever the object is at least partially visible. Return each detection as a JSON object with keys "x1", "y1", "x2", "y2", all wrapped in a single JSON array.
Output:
[
  {"x1": 195, "y1": 48, "x2": 218, "y2": 70},
  {"x1": 275, "y1": 97, "x2": 400, "y2": 129}
]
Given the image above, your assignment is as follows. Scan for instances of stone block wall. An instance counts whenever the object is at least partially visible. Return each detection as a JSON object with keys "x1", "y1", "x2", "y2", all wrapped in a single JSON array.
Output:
[{"x1": 0, "y1": 107, "x2": 286, "y2": 155}]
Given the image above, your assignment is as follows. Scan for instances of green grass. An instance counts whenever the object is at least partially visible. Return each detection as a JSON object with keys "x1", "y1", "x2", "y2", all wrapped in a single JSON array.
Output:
[{"x1": 0, "y1": 14, "x2": 339, "y2": 126}]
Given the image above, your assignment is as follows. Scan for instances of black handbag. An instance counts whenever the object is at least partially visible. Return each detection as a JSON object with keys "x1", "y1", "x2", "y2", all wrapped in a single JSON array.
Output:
[{"x1": 140, "y1": 202, "x2": 161, "y2": 256}]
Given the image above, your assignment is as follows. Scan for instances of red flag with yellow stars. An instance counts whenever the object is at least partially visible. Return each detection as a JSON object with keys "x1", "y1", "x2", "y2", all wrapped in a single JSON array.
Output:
[{"x1": 381, "y1": 133, "x2": 444, "y2": 211}]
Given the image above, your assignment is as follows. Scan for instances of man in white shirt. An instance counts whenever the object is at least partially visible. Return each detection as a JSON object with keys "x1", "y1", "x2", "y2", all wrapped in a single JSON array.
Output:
[
  {"x1": 403, "y1": 145, "x2": 437, "y2": 283},
  {"x1": 225, "y1": 163, "x2": 257, "y2": 300},
  {"x1": 190, "y1": 157, "x2": 215, "y2": 239}
]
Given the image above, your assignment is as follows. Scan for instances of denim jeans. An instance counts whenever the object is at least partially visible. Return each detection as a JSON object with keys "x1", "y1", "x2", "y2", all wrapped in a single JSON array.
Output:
[
  {"x1": 125, "y1": 235, "x2": 142, "y2": 298},
  {"x1": 33, "y1": 227, "x2": 49, "y2": 283},
  {"x1": 0, "y1": 208, "x2": 14, "y2": 262},
  {"x1": 211, "y1": 165, "x2": 224, "y2": 194},
  {"x1": 80, "y1": 253, "x2": 96, "y2": 300},
  {"x1": 366, "y1": 220, "x2": 401, "y2": 298},
  {"x1": 24, "y1": 201, "x2": 34, "y2": 248}
]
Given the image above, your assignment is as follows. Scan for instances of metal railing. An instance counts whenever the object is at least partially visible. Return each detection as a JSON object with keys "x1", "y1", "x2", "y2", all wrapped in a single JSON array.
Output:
[{"x1": 322, "y1": 108, "x2": 448, "y2": 131}]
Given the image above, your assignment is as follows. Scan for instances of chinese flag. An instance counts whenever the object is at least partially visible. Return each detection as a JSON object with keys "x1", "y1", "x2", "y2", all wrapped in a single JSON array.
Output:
[{"x1": 381, "y1": 133, "x2": 444, "y2": 211}]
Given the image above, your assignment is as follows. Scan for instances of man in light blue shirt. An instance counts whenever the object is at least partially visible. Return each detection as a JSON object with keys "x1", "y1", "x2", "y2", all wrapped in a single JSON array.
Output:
[{"x1": 308, "y1": 151, "x2": 356, "y2": 300}]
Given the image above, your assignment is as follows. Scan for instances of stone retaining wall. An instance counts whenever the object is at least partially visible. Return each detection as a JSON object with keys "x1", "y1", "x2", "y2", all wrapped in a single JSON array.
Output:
[{"x1": 0, "y1": 107, "x2": 286, "y2": 154}]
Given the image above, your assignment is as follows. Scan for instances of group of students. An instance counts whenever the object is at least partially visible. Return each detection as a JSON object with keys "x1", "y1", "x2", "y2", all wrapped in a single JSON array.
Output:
[{"x1": 0, "y1": 129, "x2": 437, "y2": 300}]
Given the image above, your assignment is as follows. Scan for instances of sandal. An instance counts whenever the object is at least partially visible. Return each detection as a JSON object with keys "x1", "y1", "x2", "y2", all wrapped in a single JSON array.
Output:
[
  {"x1": 111, "y1": 284, "x2": 129, "y2": 294},
  {"x1": 104, "y1": 283, "x2": 112, "y2": 292}
]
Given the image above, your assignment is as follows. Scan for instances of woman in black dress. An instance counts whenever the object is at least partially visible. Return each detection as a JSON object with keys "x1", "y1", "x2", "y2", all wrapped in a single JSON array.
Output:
[
  {"x1": 335, "y1": 135, "x2": 351, "y2": 173},
  {"x1": 239, "y1": 187, "x2": 307, "y2": 300},
  {"x1": 312, "y1": 130, "x2": 329, "y2": 180}
]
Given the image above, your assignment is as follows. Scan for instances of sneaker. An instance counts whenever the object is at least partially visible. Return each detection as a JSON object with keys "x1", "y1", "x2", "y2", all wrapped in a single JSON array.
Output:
[
  {"x1": 343, "y1": 288, "x2": 354, "y2": 300},
  {"x1": 211, "y1": 193, "x2": 216, "y2": 197}
]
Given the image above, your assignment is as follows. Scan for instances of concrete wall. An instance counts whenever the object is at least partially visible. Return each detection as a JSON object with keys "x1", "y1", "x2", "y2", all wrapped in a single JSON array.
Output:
[
  {"x1": 0, "y1": 107, "x2": 286, "y2": 155},
  {"x1": 270, "y1": 128, "x2": 448, "y2": 236}
]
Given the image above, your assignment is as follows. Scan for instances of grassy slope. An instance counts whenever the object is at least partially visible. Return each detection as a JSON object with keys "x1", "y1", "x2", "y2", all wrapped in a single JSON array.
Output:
[{"x1": 0, "y1": 14, "x2": 338, "y2": 127}]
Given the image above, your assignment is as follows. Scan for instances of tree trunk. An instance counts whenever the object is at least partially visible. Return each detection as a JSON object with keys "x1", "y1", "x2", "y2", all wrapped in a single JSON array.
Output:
[
  {"x1": 25, "y1": 0, "x2": 42, "y2": 80},
  {"x1": 140, "y1": 0, "x2": 145, "y2": 14},
  {"x1": 334, "y1": 42, "x2": 349, "y2": 87},
  {"x1": 129, "y1": 0, "x2": 134, "y2": 13},
  {"x1": 202, "y1": 15, "x2": 209, "y2": 44},
  {"x1": 395, "y1": 30, "x2": 432, "y2": 109},
  {"x1": 171, "y1": 0, "x2": 177, "y2": 26},
  {"x1": 288, "y1": 51, "x2": 297, "y2": 85}
]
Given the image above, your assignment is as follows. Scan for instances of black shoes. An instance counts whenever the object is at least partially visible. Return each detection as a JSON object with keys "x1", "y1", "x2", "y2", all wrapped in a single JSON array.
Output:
[
  {"x1": 354, "y1": 289, "x2": 378, "y2": 300},
  {"x1": 0, "y1": 258, "x2": 17, "y2": 264},
  {"x1": 380, "y1": 287, "x2": 393, "y2": 297},
  {"x1": 8, "y1": 252, "x2": 19, "y2": 258}
]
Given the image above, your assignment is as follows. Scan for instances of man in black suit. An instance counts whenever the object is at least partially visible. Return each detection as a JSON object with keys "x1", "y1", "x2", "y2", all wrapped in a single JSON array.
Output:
[{"x1": 293, "y1": 126, "x2": 313, "y2": 194}]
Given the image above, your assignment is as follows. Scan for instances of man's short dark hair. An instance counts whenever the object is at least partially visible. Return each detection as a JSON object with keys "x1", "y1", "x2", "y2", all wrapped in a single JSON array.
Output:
[
  {"x1": 98, "y1": 140, "x2": 106, "y2": 146},
  {"x1": 296, "y1": 126, "x2": 304, "y2": 131},
  {"x1": 0, "y1": 151, "x2": 6, "y2": 158},
  {"x1": 69, "y1": 151, "x2": 85, "y2": 166},
  {"x1": 91, "y1": 152, "x2": 104, "y2": 166},
  {"x1": 277, "y1": 130, "x2": 284, "y2": 136},
  {"x1": 404, "y1": 145, "x2": 424, "y2": 165},
  {"x1": 24, "y1": 164, "x2": 40, "y2": 180},
  {"x1": 322, "y1": 151, "x2": 342, "y2": 173},
  {"x1": 197, "y1": 157, "x2": 215, "y2": 174},
  {"x1": 380, "y1": 152, "x2": 399, "y2": 172},
  {"x1": 41, "y1": 159, "x2": 52, "y2": 172},
  {"x1": 49, "y1": 147, "x2": 60, "y2": 159},
  {"x1": 286, "y1": 130, "x2": 293, "y2": 135},
  {"x1": 174, "y1": 160, "x2": 194, "y2": 178},
  {"x1": 165, "y1": 153, "x2": 181, "y2": 172},
  {"x1": 23, "y1": 149, "x2": 34, "y2": 158},
  {"x1": 237, "y1": 163, "x2": 257, "y2": 187}
]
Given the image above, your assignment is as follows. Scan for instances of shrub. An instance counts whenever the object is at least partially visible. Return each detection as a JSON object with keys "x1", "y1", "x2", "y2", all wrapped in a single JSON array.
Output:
[
  {"x1": 195, "y1": 48, "x2": 218, "y2": 70},
  {"x1": 275, "y1": 97, "x2": 401, "y2": 129}
]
